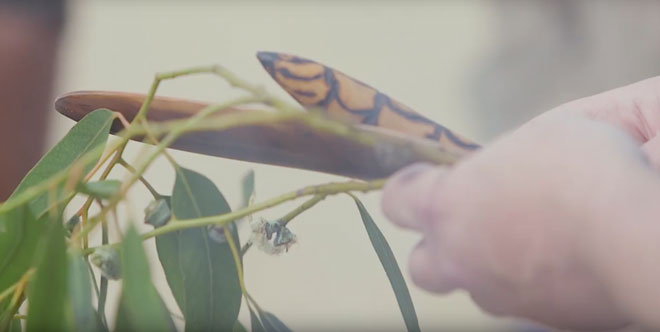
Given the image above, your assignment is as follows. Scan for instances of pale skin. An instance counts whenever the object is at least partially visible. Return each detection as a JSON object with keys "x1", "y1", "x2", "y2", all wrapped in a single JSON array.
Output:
[{"x1": 382, "y1": 77, "x2": 660, "y2": 331}]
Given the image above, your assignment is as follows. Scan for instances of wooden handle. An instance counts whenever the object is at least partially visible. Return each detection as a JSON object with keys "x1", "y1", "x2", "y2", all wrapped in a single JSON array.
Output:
[{"x1": 55, "y1": 91, "x2": 461, "y2": 179}]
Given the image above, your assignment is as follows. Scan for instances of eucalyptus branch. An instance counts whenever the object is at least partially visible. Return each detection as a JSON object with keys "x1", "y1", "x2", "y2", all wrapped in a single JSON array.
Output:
[
  {"x1": 75, "y1": 98, "x2": 298, "y2": 242},
  {"x1": 82, "y1": 179, "x2": 384, "y2": 255},
  {"x1": 242, "y1": 194, "x2": 326, "y2": 256},
  {"x1": 76, "y1": 142, "x2": 126, "y2": 248},
  {"x1": 117, "y1": 158, "x2": 161, "y2": 199},
  {"x1": 133, "y1": 66, "x2": 216, "y2": 123},
  {"x1": 0, "y1": 282, "x2": 19, "y2": 304},
  {"x1": 132, "y1": 65, "x2": 296, "y2": 124},
  {"x1": 222, "y1": 226, "x2": 247, "y2": 295},
  {"x1": 9, "y1": 269, "x2": 32, "y2": 307},
  {"x1": 73, "y1": 66, "x2": 229, "y2": 228},
  {"x1": 138, "y1": 117, "x2": 179, "y2": 169},
  {"x1": 2, "y1": 57, "x2": 444, "y2": 330},
  {"x1": 143, "y1": 179, "x2": 384, "y2": 240},
  {"x1": 97, "y1": 215, "x2": 109, "y2": 328},
  {"x1": 280, "y1": 194, "x2": 326, "y2": 226}
]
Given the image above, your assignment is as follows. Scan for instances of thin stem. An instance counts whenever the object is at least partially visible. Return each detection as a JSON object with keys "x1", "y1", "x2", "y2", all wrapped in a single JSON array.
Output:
[
  {"x1": 117, "y1": 158, "x2": 161, "y2": 199},
  {"x1": 97, "y1": 213, "x2": 109, "y2": 329},
  {"x1": 82, "y1": 179, "x2": 384, "y2": 255},
  {"x1": 82, "y1": 123, "x2": 124, "y2": 182},
  {"x1": 223, "y1": 226, "x2": 247, "y2": 294},
  {"x1": 0, "y1": 283, "x2": 18, "y2": 304},
  {"x1": 87, "y1": 263, "x2": 101, "y2": 303},
  {"x1": 280, "y1": 194, "x2": 326, "y2": 226},
  {"x1": 76, "y1": 98, "x2": 294, "y2": 242},
  {"x1": 207, "y1": 65, "x2": 298, "y2": 112},
  {"x1": 76, "y1": 144, "x2": 126, "y2": 248},
  {"x1": 97, "y1": 276, "x2": 108, "y2": 326},
  {"x1": 143, "y1": 179, "x2": 384, "y2": 240},
  {"x1": 240, "y1": 242, "x2": 252, "y2": 257},
  {"x1": 133, "y1": 66, "x2": 220, "y2": 123},
  {"x1": 132, "y1": 64, "x2": 295, "y2": 121},
  {"x1": 138, "y1": 117, "x2": 179, "y2": 169},
  {"x1": 9, "y1": 269, "x2": 33, "y2": 308},
  {"x1": 246, "y1": 293, "x2": 263, "y2": 313},
  {"x1": 69, "y1": 65, "x2": 204, "y2": 241},
  {"x1": 242, "y1": 194, "x2": 326, "y2": 257},
  {"x1": 81, "y1": 209, "x2": 89, "y2": 250}
]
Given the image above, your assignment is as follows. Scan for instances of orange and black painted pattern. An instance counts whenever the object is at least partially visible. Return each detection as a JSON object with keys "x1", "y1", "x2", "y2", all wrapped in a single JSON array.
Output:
[{"x1": 257, "y1": 51, "x2": 480, "y2": 152}]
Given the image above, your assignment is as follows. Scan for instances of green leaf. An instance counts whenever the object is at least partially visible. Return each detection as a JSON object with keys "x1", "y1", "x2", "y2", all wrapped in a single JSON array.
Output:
[
  {"x1": 78, "y1": 180, "x2": 121, "y2": 199},
  {"x1": 241, "y1": 170, "x2": 255, "y2": 207},
  {"x1": 115, "y1": 227, "x2": 175, "y2": 331},
  {"x1": 354, "y1": 198, "x2": 420, "y2": 332},
  {"x1": 0, "y1": 206, "x2": 45, "y2": 327},
  {"x1": 8, "y1": 319, "x2": 20, "y2": 332},
  {"x1": 8, "y1": 109, "x2": 114, "y2": 215},
  {"x1": 156, "y1": 167, "x2": 242, "y2": 331},
  {"x1": 233, "y1": 321, "x2": 248, "y2": 332},
  {"x1": 1, "y1": 109, "x2": 112, "y2": 326},
  {"x1": 0, "y1": 206, "x2": 43, "y2": 290},
  {"x1": 248, "y1": 306, "x2": 265, "y2": 332},
  {"x1": 26, "y1": 218, "x2": 69, "y2": 332},
  {"x1": 68, "y1": 253, "x2": 105, "y2": 332},
  {"x1": 258, "y1": 311, "x2": 292, "y2": 332}
]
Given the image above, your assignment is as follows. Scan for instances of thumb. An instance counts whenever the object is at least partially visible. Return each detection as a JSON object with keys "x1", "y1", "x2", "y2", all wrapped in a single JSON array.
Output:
[{"x1": 381, "y1": 163, "x2": 449, "y2": 231}]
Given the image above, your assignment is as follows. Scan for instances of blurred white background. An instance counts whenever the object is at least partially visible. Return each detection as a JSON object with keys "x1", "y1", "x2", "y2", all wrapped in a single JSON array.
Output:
[{"x1": 47, "y1": 1, "x2": 660, "y2": 331}]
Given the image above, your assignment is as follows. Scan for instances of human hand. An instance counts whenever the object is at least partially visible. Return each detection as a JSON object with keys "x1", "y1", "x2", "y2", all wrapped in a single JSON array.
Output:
[{"x1": 382, "y1": 77, "x2": 660, "y2": 330}]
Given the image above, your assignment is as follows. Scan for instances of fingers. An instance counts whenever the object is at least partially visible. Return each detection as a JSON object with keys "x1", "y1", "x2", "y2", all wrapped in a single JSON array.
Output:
[
  {"x1": 382, "y1": 163, "x2": 465, "y2": 293},
  {"x1": 408, "y1": 240, "x2": 462, "y2": 293},
  {"x1": 381, "y1": 163, "x2": 448, "y2": 231},
  {"x1": 558, "y1": 76, "x2": 660, "y2": 144}
]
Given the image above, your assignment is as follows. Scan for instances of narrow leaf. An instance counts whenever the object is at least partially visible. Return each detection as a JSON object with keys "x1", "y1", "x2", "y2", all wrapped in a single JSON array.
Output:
[
  {"x1": 233, "y1": 321, "x2": 248, "y2": 332},
  {"x1": 258, "y1": 311, "x2": 292, "y2": 332},
  {"x1": 8, "y1": 109, "x2": 114, "y2": 215},
  {"x1": 26, "y1": 218, "x2": 69, "y2": 332},
  {"x1": 115, "y1": 227, "x2": 175, "y2": 331},
  {"x1": 68, "y1": 253, "x2": 105, "y2": 332},
  {"x1": 155, "y1": 167, "x2": 242, "y2": 331},
  {"x1": 249, "y1": 306, "x2": 265, "y2": 332},
  {"x1": 354, "y1": 199, "x2": 420, "y2": 332},
  {"x1": 78, "y1": 180, "x2": 121, "y2": 199}
]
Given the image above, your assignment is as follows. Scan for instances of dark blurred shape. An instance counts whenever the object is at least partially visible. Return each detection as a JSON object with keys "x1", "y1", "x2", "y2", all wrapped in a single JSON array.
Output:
[
  {"x1": 0, "y1": 0, "x2": 65, "y2": 199},
  {"x1": 469, "y1": 0, "x2": 660, "y2": 140}
]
